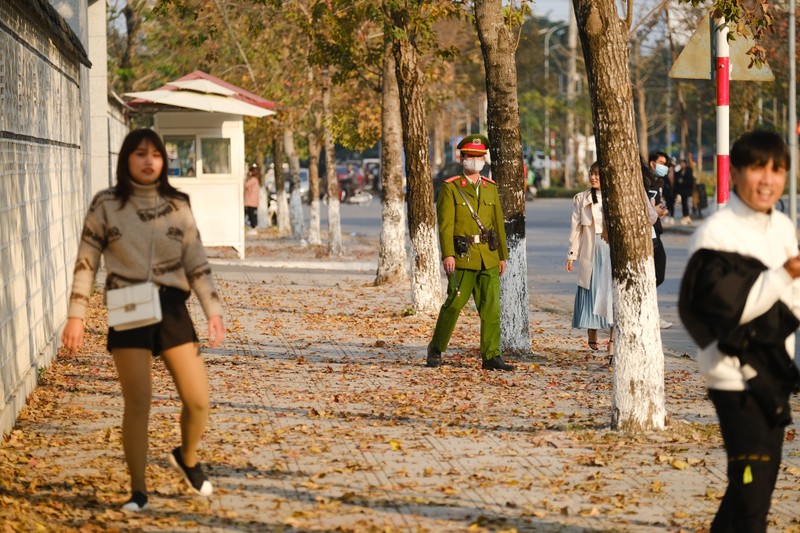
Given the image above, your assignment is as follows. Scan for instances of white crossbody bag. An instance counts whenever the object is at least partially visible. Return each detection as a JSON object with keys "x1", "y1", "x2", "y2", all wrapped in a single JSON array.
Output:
[{"x1": 106, "y1": 196, "x2": 162, "y2": 331}]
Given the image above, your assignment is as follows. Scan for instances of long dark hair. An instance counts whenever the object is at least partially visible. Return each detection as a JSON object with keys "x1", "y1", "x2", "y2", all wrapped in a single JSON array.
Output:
[
  {"x1": 114, "y1": 128, "x2": 190, "y2": 207},
  {"x1": 589, "y1": 161, "x2": 600, "y2": 203}
]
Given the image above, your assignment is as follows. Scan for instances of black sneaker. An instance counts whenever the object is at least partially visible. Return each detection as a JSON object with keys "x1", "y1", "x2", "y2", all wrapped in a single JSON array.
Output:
[
  {"x1": 121, "y1": 491, "x2": 149, "y2": 512},
  {"x1": 426, "y1": 344, "x2": 442, "y2": 367},
  {"x1": 168, "y1": 447, "x2": 213, "y2": 496},
  {"x1": 481, "y1": 356, "x2": 515, "y2": 371}
]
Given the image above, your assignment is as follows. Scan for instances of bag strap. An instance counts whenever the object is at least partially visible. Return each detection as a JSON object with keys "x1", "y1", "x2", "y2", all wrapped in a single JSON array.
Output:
[
  {"x1": 455, "y1": 184, "x2": 488, "y2": 233},
  {"x1": 146, "y1": 196, "x2": 158, "y2": 282}
]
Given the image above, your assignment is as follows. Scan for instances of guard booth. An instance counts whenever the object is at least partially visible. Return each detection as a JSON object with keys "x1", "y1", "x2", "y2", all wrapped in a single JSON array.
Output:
[{"x1": 126, "y1": 71, "x2": 276, "y2": 258}]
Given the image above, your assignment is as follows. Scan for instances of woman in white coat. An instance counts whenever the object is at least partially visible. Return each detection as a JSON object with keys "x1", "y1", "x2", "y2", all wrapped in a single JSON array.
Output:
[{"x1": 566, "y1": 162, "x2": 614, "y2": 358}]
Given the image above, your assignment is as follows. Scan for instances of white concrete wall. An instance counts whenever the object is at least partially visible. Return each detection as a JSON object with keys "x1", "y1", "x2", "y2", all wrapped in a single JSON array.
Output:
[
  {"x1": 108, "y1": 96, "x2": 129, "y2": 179},
  {"x1": 88, "y1": 0, "x2": 112, "y2": 193},
  {"x1": 0, "y1": 0, "x2": 90, "y2": 435}
]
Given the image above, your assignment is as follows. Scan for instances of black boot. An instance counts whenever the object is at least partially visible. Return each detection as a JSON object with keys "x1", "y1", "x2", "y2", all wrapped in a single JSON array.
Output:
[
  {"x1": 481, "y1": 356, "x2": 515, "y2": 371},
  {"x1": 426, "y1": 344, "x2": 442, "y2": 368}
]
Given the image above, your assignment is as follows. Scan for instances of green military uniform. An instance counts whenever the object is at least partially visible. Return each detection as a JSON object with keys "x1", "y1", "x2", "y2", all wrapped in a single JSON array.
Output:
[{"x1": 429, "y1": 171, "x2": 509, "y2": 361}]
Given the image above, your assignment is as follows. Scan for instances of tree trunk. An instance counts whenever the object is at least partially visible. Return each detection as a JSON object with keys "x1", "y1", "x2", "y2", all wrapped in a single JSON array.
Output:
[
  {"x1": 632, "y1": 39, "x2": 648, "y2": 160},
  {"x1": 273, "y1": 131, "x2": 291, "y2": 237},
  {"x1": 430, "y1": 110, "x2": 445, "y2": 175},
  {"x1": 696, "y1": 113, "x2": 703, "y2": 174},
  {"x1": 321, "y1": 69, "x2": 343, "y2": 256},
  {"x1": 120, "y1": 0, "x2": 144, "y2": 93},
  {"x1": 565, "y1": 9, "x2": 578, "y2": 188},
  {"x1": 284, "y1": 128, "x2": 306, "y2": 241},
  {"x1": 392, "y1": 20, "x2": 441, "y2": 312},
  {"x1": 254, "y1": 149, "x2": 270, "y2": 229},
  {"x1": 474, "y1": 0, "x2": 531, "y2": 353},
  {"x1": 665, "y1": 5, "x2": 689, "y2": 160},
  {"x1": 375, "y1": 36, "x2": 409, "y2": 286},
  {"x1": 574, "y1": 0, "x2": 666, "y2": 431},
  {"x1": 307, "y1": 129, "x2": 322, "y2": 246}
]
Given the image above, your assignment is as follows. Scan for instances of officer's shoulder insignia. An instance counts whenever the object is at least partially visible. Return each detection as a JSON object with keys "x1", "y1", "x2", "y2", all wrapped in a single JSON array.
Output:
[
  {"x1": 444, "y1": 175, "x2": 460, "y2": 183},
  {"x1": 481, "y1": 176, "x2": 497, "y2": 185}
]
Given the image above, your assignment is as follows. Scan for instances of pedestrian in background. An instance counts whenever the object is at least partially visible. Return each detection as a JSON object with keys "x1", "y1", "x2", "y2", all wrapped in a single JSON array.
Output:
[
  {"x1": 427, "y1": 134, "x2": 514, "y2": 371},
  {"x1": 643, "y1": 151, "x2": 673, "y2": 329},
  {"x1": 566, "y1": 162, "x2": 614, "y2": 361},
  {"x1": 244, "y1": 163, "x2": 260, "y2": 234},
  {"x1": 675, "y1": 156, "x2": 695, "y2": 225},
  {"x1": 679, "y1": 130, "x2": 800, "y2": 532},
  {"x1": 61, "y1": 128, "x2": 225, "y2": 512}
]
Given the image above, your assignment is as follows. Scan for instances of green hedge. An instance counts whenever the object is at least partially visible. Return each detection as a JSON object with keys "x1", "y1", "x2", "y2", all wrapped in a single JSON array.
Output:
[{"x1": 536, "y1": 186, "x2": 585, "y2": 198}]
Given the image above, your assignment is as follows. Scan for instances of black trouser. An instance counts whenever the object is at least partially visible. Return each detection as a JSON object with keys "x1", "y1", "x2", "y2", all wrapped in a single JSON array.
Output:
[
  {"x1": 678, "y1": 188, "x2": 693, "y2": 217},
  {"x1": 708, "y1": 389, "x2": 785, "y2": 533},
  {"x1": 245, "y1": 206, "x2": 258, "y2": 228},
  {"x1": 653, "y1": 236, "x2": 666, "y2": 287}
]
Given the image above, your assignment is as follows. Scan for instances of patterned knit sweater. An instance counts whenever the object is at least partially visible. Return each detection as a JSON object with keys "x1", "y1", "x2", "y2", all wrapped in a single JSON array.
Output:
[{"x1": 67, "y1": 181, "x2": 223, "y2": 321}]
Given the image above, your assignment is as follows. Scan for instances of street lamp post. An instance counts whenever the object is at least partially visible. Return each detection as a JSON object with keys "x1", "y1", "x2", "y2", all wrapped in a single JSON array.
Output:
[{"x1": 542, "y1": 24, "x2": 565, "y2": 189}]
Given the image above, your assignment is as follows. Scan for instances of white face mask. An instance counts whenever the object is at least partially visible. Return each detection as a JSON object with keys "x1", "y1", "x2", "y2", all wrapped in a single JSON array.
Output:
[
  {"x1": 463, "y1": 158, "x2": 485, "y2": 174},
  {"x1": 654, "y1": 163, "x2": 668, "y2": 177}
]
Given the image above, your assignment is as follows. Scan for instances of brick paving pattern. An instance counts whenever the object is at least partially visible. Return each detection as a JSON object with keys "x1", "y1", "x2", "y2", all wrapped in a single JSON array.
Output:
[{"x1": 1, "y1": 234, "x2": 799, "y2": 532}]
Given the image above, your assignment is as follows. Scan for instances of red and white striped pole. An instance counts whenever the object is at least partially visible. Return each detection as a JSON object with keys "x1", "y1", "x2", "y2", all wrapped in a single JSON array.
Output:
[{"x1": 716, "y1": 18, "x2": 730, "y2": 207}]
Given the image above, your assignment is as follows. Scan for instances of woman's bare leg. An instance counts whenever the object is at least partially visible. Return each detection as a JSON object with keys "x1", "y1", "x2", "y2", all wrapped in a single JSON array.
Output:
[
  {"x1": 161, "y1": 342, "x2": 209, "y2": 467},
  {"x1": 588, "y1": 328, "x2": 598, "y2": 349},
  {"x1": 112, "y1": 348, "x2": 153, "y2": 493}
]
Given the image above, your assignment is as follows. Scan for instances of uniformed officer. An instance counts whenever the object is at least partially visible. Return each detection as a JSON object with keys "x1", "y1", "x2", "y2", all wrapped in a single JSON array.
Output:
[{"x1": 427, "y1": 134, "x2": 514, "y2": 371}]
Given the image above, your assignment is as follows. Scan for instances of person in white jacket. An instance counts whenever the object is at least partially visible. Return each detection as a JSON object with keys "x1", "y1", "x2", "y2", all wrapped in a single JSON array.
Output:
[
  {"x1": 566, "y1": 162, "x2": 614, "y2": 359},
  {"x1": 679, "y1": 130, "x2": 800, "y2": 532}
]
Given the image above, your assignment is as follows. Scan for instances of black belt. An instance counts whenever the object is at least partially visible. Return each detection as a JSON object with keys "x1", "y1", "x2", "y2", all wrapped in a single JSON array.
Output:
[{"x1": 463, "y1": 234, "x2": 488, "y2": 244}]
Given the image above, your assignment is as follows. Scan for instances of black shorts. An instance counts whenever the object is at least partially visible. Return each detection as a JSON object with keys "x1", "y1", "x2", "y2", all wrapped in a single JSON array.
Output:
[{"x1": 107, "y1": 286, "x2": 199, "y2": 355}]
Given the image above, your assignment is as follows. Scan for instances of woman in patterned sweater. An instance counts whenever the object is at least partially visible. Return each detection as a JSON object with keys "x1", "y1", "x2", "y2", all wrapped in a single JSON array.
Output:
[{"x1": 61, "y1": 129, "x2": 225, "y2": 512}]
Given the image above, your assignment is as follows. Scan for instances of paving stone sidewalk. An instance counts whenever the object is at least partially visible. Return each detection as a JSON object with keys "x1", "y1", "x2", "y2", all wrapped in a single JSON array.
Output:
[{"x1": 1, "y1": 232, "x2": 799, "y2": 532}]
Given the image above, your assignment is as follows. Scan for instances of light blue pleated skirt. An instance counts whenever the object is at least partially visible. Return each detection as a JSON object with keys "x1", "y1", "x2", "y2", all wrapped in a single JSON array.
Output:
[{"x1": 572, "y1": 234, "x2": 612, "y2": 329}]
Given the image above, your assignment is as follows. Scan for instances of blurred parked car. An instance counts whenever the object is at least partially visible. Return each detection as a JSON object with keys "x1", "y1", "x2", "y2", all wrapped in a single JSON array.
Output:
[{"x1": 432, "y1": 160, "x2": 491, "y2": 200}]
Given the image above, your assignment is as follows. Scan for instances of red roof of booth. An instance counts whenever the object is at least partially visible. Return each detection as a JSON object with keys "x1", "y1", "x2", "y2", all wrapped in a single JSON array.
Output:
[{"x1": 126, "y1": 71, "x2": 277, "y2": 117}]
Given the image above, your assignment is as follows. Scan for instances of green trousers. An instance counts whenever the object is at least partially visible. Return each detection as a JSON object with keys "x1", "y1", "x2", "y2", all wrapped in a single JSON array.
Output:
[{"x1": 430, "y1": 266, "x2": 501, "y2": 360}]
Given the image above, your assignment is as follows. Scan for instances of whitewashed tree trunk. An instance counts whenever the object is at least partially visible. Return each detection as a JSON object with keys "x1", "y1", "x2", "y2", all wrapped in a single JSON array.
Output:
[
  {"x1": 474, "y1": 0, "x2": 531, "y2": 352},
  {"x1": 391, "y1": 22, "x2": 441, "y2": 312},
  {"x1": 613, "y1": 255, "x2": 666, "y2": 430},
  {"x1": 410, "y1": 224, "x2": 442, "y2": 311},
  {"x1": 499, "y1": 234, "x2": 530, "y2": 351},
  {"x1": 375, "y1": 36, "x2": 408, "y2": 285},
  {"x1": 574, "y1": 0, "x2": 666, "y2": 431},
  {"x1": 273, "y1": 133, "x2": 291, "y2": 237},
  {"x1": 289, "y1": 191, "x2": 305, "y2": 241},
  {"x1": 308, "y1": 198, "x2": 321, "y2": 245},
  {"x1": 283, "y1": 128, "x2": 305, "y2": 240},
  {"x1": 256, "y1": 185, "x2": 269, "y2": 228},
  {"x1": 321, "y1": 69, "x2": 343, "y2": 256},
  {"x1": 276, "y1": 190, "x2": 291, "y2": 237},
  {"x1": 306, "y1": 130, "x2": 322, "y2": 245}
]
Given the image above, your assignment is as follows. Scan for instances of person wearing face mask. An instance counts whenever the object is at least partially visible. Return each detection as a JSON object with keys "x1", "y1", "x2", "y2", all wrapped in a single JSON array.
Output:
[
  {"x1": 426, "y1": 134, "x2": 513, "y2": 371},
  {"x1": 644, "y1": 151, "x2": 672, "y2": 329}
]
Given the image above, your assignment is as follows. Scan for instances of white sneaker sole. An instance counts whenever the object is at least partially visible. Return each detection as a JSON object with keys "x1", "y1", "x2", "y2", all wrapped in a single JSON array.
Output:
[
  {"x1": 168, "y1": 451, "x2": 214, "y2": 497},
  {"x1": 121, "y1": 501, "x2": 149, "y2": 512}
]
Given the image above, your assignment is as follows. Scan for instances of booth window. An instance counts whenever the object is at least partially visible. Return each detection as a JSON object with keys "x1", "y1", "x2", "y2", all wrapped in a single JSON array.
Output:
[
  {"x1": 164, "y1": 137, "x2": 197, "y2": 177},
  {"x1": 201, "y1": 138, "x2": 231, "y2": 175}
]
